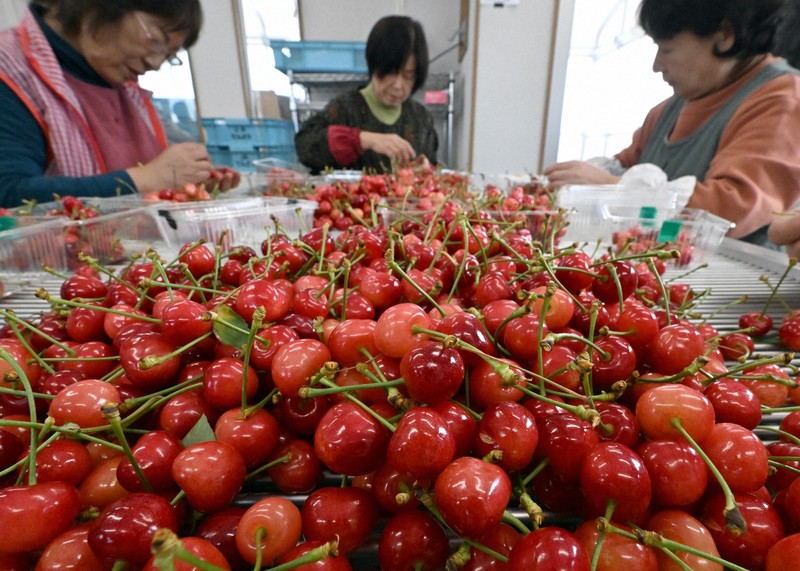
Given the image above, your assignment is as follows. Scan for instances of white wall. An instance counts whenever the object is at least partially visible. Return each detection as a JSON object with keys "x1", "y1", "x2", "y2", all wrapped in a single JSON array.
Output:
[
  {"x1": 470, "y1": 0, "x2": 557, "y2": 174},
  {"x1": 190, "y1": 0, "x2": 251, "y2": 119},
  {"x1": 0, "y1": 0, "x2": 28, "y2": 29}
]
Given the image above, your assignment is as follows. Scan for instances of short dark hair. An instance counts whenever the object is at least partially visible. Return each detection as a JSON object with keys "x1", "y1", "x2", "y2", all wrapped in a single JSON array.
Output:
[
  {"x1": 365, "y1": 15, "x2": 429, "y2": 93},
  {"x1": 34, "y1": 0, "x2": 203, "y2": 48},
  {"x1": 638, "y1": 0, "x2": 785, "y2": 59}
]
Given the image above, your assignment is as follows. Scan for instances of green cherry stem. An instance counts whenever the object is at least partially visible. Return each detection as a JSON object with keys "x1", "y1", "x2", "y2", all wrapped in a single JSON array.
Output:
[
  {"x1": 102, "y1": 402, "x2": 153, "y2": 493},
  {"x1": 150, "y1": 528, "x2": 228, "y2": 571},
  {"x1": 670, "y1": 417, "x2": 745, "y2": 535},
  {"x1": 0, "y1": 348, "x2": 40, "y2": 484}
]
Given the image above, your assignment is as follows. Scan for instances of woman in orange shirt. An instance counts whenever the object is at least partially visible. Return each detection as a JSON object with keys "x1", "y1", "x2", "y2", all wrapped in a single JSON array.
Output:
[{"x1": 544, "y1": 0, "x2": 800, "y2": 246}]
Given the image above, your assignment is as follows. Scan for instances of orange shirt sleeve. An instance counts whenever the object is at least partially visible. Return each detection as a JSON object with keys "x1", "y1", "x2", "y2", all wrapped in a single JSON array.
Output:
[{"x1": 614, "y1": 66, "x2": 800, "y2": 238}]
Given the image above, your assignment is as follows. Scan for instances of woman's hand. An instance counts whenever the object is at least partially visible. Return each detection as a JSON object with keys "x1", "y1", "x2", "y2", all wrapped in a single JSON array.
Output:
[
  {"x1": 359, "y1": 131, "x2": 416, "y2": 164},
  {"x1": 543, "y1": 160, "x2": 620, "y2": 189},
  {"x1": 126, "y1": 142, "x2": 212, "y2": 193},
  {"x1": 768, "y1": 210, "x2": 800, "y2": 258}
]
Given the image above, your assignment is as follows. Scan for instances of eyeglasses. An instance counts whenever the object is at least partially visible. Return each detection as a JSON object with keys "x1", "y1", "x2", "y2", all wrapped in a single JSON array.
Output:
[{"x1": 135, "y1": 12, "x2": 183, "y2": 67}]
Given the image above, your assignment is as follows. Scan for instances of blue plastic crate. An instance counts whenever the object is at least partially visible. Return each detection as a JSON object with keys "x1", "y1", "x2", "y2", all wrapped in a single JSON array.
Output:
[
  {"x1": 202, "y1": 118, "x2": 295, "y2": 151},
  {"x1": 208, "y1": 145, "x2": 297, "y2": 173},
  {"x1": 270, "y1": 40, "x2": 367, "y2": 74}
]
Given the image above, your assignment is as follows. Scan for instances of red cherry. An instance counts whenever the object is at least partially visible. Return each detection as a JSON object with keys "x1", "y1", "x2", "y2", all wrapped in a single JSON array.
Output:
[
  {"x1": 433, "y1": 456, "x2": 512, "y2": 539},
  {"x1": 739, "y1": 311, "x2": 773, "y2": 337},
  {"x1": 574, "y1": 520, "x2": 658, "y2": 571},
  {"x1": 235, "y1": 496, "x2": 302, "y2": 566},
  {"x1": 88, "y1": 492, "x2": 179, "y2": 568},
  {"x1": 172, "y1": 441, "x2": 247, "y2": 513},
  {"x1": 0, "y1": 481, "x2": 81, "y2": 555},
  {"x1": 636, "y1": 440, "x2": 707, "y2": 508},
  {"x1": 377, "y1": 509, "x2": 450, "y2": 571},
  {"x1": 635, "y1": 384, "x2": 715, "y2": 443},
  {"x1": 202, "y1": 357, "x2": 259, "y2": 410},
  {"x1": 579, "y1": 441, "x2": 652, "y2": 524},
  {"x1": 271, "y1": 338, "x2": 332, "y2": 397},
  {"x1": 314, "y1": 401, "x2": 391, "y2": 476},
  {"x1": 399, "y1": 341, "x2": 464, "y2": 404},
  {"x1": 116, "y1": 430, "x2": 183, "y2": 493},
  {"x1": 214, "y1": 407, "x2": 280, "y2": 469},
  {"x1": 35, "y1": 523, "x2": 104, "y2": 571},
  {"x1": 701, "y1": 491, "x2": 786, "y2": 571},
  {"x1": 704, "y1": 379, "x2": 762, "y2": 429},
  {"x1": 644, "y1": 323, "x2": 706, "y2": 375},
  {"x1": 766, "y1": 533, "x2": 800, "y2": 570},
  {"x1": 700, "y1": 422, "x2": 769, "y2": 493},
  {"x1": 141, "y1": 536, "x2": 231, "y2": 571},
  {"x1": 473, "y1": 401, "x2": 538, "y2": 472},
  {"x1": 266, "y1": 438, "x2": 323, "y2": 494},
  {"x1": 48, "y1": 379, "x2": 121, "y2": 428},
  {"x1": 278, "y1": 539, "x2": 353, "y2": 570},
  {"x1": 373, "y1": 303, "x2": 431, "y2": 359},
  {"x1": 387, "y1": 406, "x2": 456, "y2": 479},
  {"x1": 301, "y1": 486, "x2": 379, "y2": 554},
  {"x1": 506, "y1": 526, "x2": 591, "y2": 571},
  {"x1": 538, "y1": 412, "x2": 601, "y2": 484},
  {"x1": 647, "y1": 509, "x2": 720, "y2": 571}
]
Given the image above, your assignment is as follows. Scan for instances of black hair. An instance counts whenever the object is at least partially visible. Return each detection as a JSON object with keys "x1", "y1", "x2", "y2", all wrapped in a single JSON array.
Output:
[
  {"x1": 365, "y1": 15, "x2": 429, "y2": 93},
  {"x1": 774, "y1": 0, "x2": 800, "y2": 67},
  {"x1": 33, "y1": 0, "x2": 203, "y2": 48},
  {"x1": 638, "y1": 0, "x2": 785, "y2": 59}
]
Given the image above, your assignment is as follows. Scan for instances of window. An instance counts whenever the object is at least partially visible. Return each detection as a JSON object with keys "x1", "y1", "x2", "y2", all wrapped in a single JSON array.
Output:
[
  {"x1": 239, "y1": 0, "x2": 302, "y2": 97},
  {"x1": 556, "y1": 0, "x2": 672, "y2": 162}
]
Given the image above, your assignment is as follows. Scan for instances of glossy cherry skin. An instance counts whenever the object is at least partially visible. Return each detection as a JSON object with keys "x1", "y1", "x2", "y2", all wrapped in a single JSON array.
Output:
[
  {"x1": 461, "y1": 523, "x2": 522, "y2": 571},
  {"x1": 538, "y1": 412, "x2": 601, "y2": 484},
  {"x1": 704, "y1": 379, "x2": 761, "y2": 430},
  {"x1": 387, "y1": 406, "x2": 456, "y2": 479},
  {"x1": 377, "y1": 509, "x2": 450, "y2": 571},
  {"x1": 195, "y1": 507, "x2": 249, "y2": 571},
  {"x1": 699, "y1": 422, "x2": 769, "y2": 494},
  {"x1": 88, "y1": 492, "x2": 179, "y2": 568},
  {"x1": 635, "y1": 384, "x2": 715, "y2": 444},
  {"x1": 574, "y1": 520, "x2": 658, "y2": 571},
  {"x1": 266, "y1": 438, "x2": 323, "y2": 494},
  {"x1": 301, "y1": 486, "x2": 380, "y2": 554},
  {"x1": 399, "y1": 341, "x2": 465, "y2": 404},
  {"x1": 580, "y1": 441, "x2": 652, "y2": 524},
  {"x1": 116, "y1": 430, "x2": 183, "y2": 493},
  {"x1": 702, "y1": 491, "x2": 786, "y2": 571},
  {"x1": 0, "y1": 481, "x2": 81, "y2": 555},
  {"x1": 214, "y1": 407, "x2": 280, "y2": 469},
  {"x1": 235, "y1": 496, "x2": 303, "y2": 566},
  {"x1": 507, "y1": 526, "x2": 591, "y2": 571},
  {"x1": 766, "y1": 533, "x2": 800, "y2": 571},
  {"x1": 590, "y1": 335, "x2": 637, "y2": 390},
  {"x1": 172, "y1": 441, "x2": 247, "y2": 513},
  {"x1": 313, "y1": 401, "x2": 391, "y2": 476},
  {"x1": 271, "y1": 338, "x2": 332, "y2": 397},
  {"x1": 647, "y1": 509, "x2": 721, "y2": 571},
  {"x1": 591, "y1": 260, "x2": 638, "y2": 304},
  {"x1": 48, "y1": 379, "x2": 122, "y2": 428},
  {"x1": 118, "y1": 332, "x2": 181, "y2": 392},
  {"x1": 644, "y1": 323, "x2": 706, "y2": 375},
  {"x1": 637, "y1": 440, "x2": 707, "y2": 508},
  {"x1": 34, "y1": 523, "x2": 104, "y2": 571},
  {"x1": 202, "y1": 357, "x2": 259, "y2": 410},
  {"x1": 473, "y1": 401, "x2": 538, "y2": 472},
  {"x1": 373, "y1": 302, "x2": 431, "y2": 359},
  {"x1": 326, "y1": 318, "x2": 379, "y2": 368},
  {"x1": 435, "y1": 311, "x2": 497, "y2": 366},
  {"x1": 142, "y1": 536, "x2": 232, "y2": 571},
  {"x1": 278, "y1": 539, "x2": 353, "y2": 570},
  {"x1": 433, "y1": 456, "x2": 512, "y2": 539}
]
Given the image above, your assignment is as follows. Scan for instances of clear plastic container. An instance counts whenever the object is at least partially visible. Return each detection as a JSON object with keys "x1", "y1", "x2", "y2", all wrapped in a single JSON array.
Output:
[{"x1": 151, "y1": 196, "x2": 316, "y2": 254}]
